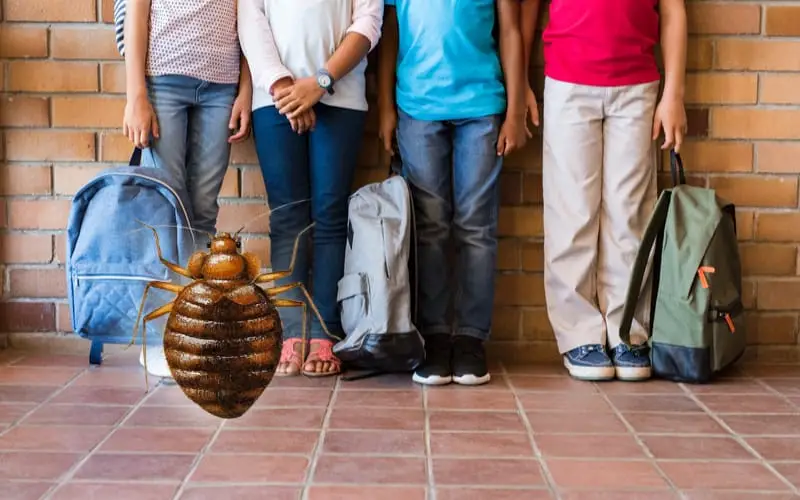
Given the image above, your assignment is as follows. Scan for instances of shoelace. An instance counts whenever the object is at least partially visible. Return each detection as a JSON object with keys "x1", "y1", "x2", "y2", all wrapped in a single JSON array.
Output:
[{"x1": 575, "y1": 344, "x2": 604, "y2": 360}]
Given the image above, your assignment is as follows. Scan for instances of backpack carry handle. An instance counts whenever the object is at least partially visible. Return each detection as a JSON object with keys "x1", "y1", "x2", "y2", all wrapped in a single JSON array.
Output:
[
  {"x1": 129, "y1": 147, "x2": 158, "y2": 168},
  {"x1": 670, "y1": 149, "x2": 686, "y2": 187}
]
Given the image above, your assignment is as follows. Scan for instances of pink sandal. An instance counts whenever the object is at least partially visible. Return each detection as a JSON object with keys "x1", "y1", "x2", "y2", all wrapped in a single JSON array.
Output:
[
  {"x1": 302, "y1": 339, "x2": 341, "y2": 377},
  {"x1": 276, "y1": 338, "x2": 304, "y2": 377}
]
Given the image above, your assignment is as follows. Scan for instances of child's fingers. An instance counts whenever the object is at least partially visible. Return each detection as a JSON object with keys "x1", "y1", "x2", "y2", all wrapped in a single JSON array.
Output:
[
  {"x1": 496, "y1": 132, "x2": 506, "y2": 156},
  {"x1": 151, "y1": 118, "x2": 160, "y2": 139},
  {"x1": 662, "y1": 123, "x2": 675, "y2": 150},
  {"x1": 673, "y1": 127, "x2": 684, "y2": 153},
  {"x1": 652, "y1": 116, "x2": 662, "y2": 142}
]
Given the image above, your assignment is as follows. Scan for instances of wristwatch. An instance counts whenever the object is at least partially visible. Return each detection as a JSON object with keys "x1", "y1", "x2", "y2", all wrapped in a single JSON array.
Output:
[{"x1": 316, "y1": 68, "x2": 335, "y2": 95}]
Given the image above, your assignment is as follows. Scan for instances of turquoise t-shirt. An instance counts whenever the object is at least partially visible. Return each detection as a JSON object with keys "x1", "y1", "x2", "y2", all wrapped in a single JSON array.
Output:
[{"x1": 384, "y1": 0, "x2": 507, "y2": 121}]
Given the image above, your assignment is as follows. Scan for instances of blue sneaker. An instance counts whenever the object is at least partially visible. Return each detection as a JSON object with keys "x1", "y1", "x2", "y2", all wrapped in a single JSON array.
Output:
[
  {"x1": 610, "y1": 343, "x2": 652, "y2": 381},
  {"x1": 563, "y1": 344, "x2": 615, "y2": 381}
]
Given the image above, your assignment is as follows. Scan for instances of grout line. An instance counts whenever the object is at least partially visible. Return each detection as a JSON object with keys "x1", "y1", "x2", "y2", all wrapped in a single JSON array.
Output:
[
  {"x1": 170, "y1": 412, "x2": 227, "y2": 499},
  {"x1": 501, "y1": 363, "x2": 561, "y2": 500},
  {"x1": 300, "y1": 375, "x2": 340, "y2": 500},
  {"x1": 423, "y1": 384, "x2": 436, "y2": 500},
  {"x1": 678, "y1": 380, "x2": 800, "y2": 496}
]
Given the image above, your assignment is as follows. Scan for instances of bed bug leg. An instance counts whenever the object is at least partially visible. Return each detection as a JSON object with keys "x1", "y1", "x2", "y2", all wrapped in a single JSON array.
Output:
[
  {"x1": 273, "y1": 298, "x2": 309, "y2": 364},
  {"x1": 251, "y1": 223, "x2": 316, "y2": 284},
  {"x1": 138, "y1": 220, "x2": 196, "y2": 278},
  {"x1": 136, "y1": 302, "x2": 174, "y2": 392}
]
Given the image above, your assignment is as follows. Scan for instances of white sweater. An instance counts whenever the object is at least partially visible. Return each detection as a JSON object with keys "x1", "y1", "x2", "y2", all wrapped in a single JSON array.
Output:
[{"x1": 237, "y1": 0, "x2": 384, "y2": 112}]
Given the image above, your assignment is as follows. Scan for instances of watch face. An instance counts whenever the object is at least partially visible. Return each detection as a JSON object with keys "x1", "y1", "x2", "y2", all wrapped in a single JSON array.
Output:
[{"x1": 318, "y1": 74, "x2": 332, "y2": 88}]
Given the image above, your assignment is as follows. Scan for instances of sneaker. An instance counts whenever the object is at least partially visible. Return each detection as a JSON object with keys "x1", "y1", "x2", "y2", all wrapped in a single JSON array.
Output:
[
  {"x1": 452, "y1": 335, "x2": 491, "y2": 386},
  {"x1": 610, "y1": 343, "x2": 652, "y2": 381},
  {"x1": 139, "y1": 345, "x2": 173, "y2": 379},
  {"x1": 412, "y1": 334, "x2": 452, "y2": 386},
  {"x1": 563, "y1": 344, "x2": 615, "y2": 381}
]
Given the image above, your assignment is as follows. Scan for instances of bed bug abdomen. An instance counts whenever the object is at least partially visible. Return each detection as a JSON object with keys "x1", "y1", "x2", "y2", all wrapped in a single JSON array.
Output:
[{"x1": 163, "y1": 280, "x2": 282, "y2": 419}]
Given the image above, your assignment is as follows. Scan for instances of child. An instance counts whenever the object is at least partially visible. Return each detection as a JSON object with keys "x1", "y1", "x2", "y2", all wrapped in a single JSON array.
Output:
[
  {"x1": 520, "y1": 0, "x2": 688, "y2": 381},
  {"x1": 378, "y1": 0, "x2": 528, "y2": 386},
  {"x1": 122, "y1": 0, "x2": 253, "y2": 377}
]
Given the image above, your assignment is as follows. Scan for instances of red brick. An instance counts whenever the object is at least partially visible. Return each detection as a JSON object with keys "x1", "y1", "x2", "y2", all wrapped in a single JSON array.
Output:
[
  {"x1": 687, "y1": 38, "x2": 714, "y2": 71},
  {"x1": 51, "y1": 27, "x2": 121, "y2": 60},
  {"x1": 57, "y1": 303, "x2": 73, "y2": 333},
  {"x1": 0, "y1": 201, "x2": 6, "y2": 229},
  {"x1": 52, "y1": 96, "x2": 126, "y2": 128},
  {"x1": 765, "y1": 6, "x2": 800, "y2": 37},
  {"x1": 740, "y1": 244, "x2": 797, "y2": 276},
  {"x1": 687, "y1": 3, "x2": 761, "y2": 34},
  {"x1": 241, "y1": 238, "x2": 271, "y2": 269},
  {"x1": 758, "y1": 281, "x2": 800, "y2": 311},
  {"x1": 759, "y1": 75, "x2": 800, "y2": 105},
  {"x1": 7, "y1": 61, "x2": 98, "y2": 92},
  {"x1": 101, "y1": 63, "x2": 126, "y2": 93},
  {"x1": 5, "y1": 0, "x2": 95, "y2": 21},
  {"x1": 5, "y1": 130, "x2": 95, "y2": 161},
  {"x1": 685, "y1": 74, "x2": 757, "y2": 105},
  {"x1": 53, "y1": 166, "x2": 105, "y2": 195},
  {"x1": 8, "y1": 200, "x2": 71, "y2": 230},
  {"x1": 745, "y1": 313, "x2": 797, "y2": 345},
  {"x1": 0, "y1": 234, "x2": 53, "y2": 263},
  {"x1": 9, "y1": 269, "x2": 67, "y2": 298},
  {"x1": 0, "y1": 96, "x2": 49, "y2": 127},
  {"x1": 219, "y1": 169, "x2": 240, "y2": 198},
  {"x1": 500, "y1": 172, "x2": 522, "y2": 205},
  {"x1": 0, "y1": 165, "x2": 51, "y2": 195},
  {"x1": 101, "y1": 0, "x2": 115, "y2": 23},
  {"x1": 492, "y1": 307, "x2": 521, "y2": 341},
  {"x1": 677, "y1": 141, "x2": 753, "y2": 173},
  {"x1": 498, "y1": 207, "x2": 543, "y2": 238},
  {"x1": 708, "y1": 176, "x2": 798, "y2": 208},
  {"x1": 497, "y1": 239, "x2": 520, "y2": 271},
  {"x1": 715, "y1": 40, "x2": 800, "y2": 71},
  {"x1": 0, "y1": 25, "x2": 48, "y2": 58},
  {"x1": 0, "y1": 302, "x2": 56, "y2": 332},
  {"x1": 502, "y1": 136, "x2": 542, "y2": 171},
  {"x1": 522, "y1": 173, "x2": 543, "y2": 204},
  {"x1": 757, "y1": 143, "x2": 800, "y2": 174},
  {"x1": 241, "y1": 168, "x2": 266, "y2": 198},
  {"x1": 495, "y1": 274, "x2": 545, "y2": 307},
  {"x1": 54, "y1": 234, "x2": 67, "y2": 264},
  {"x1": 711, "y1": 109, "x2": 800, "y2": 140},
  {"x1": 521, "y1": 309, "x2": 553, "y2": 341},
  {"x1": 756, "y1": 214, "x2": 800, "y2": 243},
  {"x1": 217, "y1": 203, "x2": 271, "y2": 233},
  {"x1": 231, "y1": 140, "x2": 258, "y2": 165},
  {"x1": 736, "y1": 210, "x2": 755, "y2": 241}
]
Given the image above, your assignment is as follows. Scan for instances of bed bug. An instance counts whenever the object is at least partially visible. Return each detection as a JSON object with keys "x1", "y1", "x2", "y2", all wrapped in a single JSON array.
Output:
[{"x1": 129, "y1": 221, "x2": 335, "y2": 419}]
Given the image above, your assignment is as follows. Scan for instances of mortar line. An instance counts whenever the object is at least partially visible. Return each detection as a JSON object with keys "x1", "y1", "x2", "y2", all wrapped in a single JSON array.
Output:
[{"x1": 300, "y1": 376, "x2": 340, "y2": 500}]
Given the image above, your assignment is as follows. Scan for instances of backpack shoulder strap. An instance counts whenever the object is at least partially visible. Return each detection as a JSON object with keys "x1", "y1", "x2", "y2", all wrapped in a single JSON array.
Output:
[{"x1": 618, "y1": 189, "x2": 672, "y2": 346}]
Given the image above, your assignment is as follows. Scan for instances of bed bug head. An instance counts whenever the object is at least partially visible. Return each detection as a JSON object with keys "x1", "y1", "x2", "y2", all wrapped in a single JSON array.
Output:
[
  {"x1": 206, "y1": 232, "x2": 241, "y2": 255},
  {"x1": 187, "y1": 232, "x2": 259, "y2": 281}
]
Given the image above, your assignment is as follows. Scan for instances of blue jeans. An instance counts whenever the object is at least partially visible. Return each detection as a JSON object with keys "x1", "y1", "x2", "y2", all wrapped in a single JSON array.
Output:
[
  {"x1": 252, "y1": 103, "x2": 366, "y2": 341},
  {"x1": 397, "y1": 109, "x2": 504, "y2": 342},
  {"x1": 144, "y1": 74, "x2": 238, "y2": 235}
]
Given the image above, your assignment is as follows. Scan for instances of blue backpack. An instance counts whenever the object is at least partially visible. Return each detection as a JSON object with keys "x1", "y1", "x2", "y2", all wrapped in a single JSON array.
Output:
[{"x1": 65, "y1": 148, "x2": 197, "y2": 365}]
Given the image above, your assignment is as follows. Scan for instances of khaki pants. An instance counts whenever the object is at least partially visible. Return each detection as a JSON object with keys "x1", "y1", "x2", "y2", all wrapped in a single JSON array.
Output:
[{"x1": 542, "y1": 76, "x2": 660, "y2": 354}]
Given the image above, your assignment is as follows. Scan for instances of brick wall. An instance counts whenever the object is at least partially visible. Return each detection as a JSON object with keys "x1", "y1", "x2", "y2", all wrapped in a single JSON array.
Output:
[{"x1": 1, "y1": 0, "x2": 799, "y2": 361}]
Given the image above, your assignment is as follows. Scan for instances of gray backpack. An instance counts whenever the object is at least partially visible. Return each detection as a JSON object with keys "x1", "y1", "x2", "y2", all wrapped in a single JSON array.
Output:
[{"x1": 333, "y1": 169, "x2": 425, "y2": 377}]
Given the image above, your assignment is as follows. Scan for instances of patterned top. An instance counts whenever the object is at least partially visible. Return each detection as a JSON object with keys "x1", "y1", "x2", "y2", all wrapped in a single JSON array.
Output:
[{"x1": 146, "y1": 0, "x2": 241, "y2": 85}]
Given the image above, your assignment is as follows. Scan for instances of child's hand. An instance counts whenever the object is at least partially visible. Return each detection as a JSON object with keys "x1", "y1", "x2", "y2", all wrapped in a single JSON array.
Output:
[
  {"x1": 228, "y1": 91, "x2": 252, "y2": 143},
  {"x1": 525, "y1": 85, "x2": 540, "y2": 138},
  {"x1": 274, "y1": 77, "x2": 325, "y2": 120},
  {"x1": 289, "y1": 109, "x2": 316, "y2": 135},
  {"x1": 497, "y1": 113, "x2": 527, "y2": 156},
  {"x1": 123, "y1": 94, "x2": 159, "y2": 149},
  {"x1": 378, "y1": 107, "x2": 397, "y2": 155},
  {"x1": 652, "y1": 95, "x2": 687, "y2": 153}
]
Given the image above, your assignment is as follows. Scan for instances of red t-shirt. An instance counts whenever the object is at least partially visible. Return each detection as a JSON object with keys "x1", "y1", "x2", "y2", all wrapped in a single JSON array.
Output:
[{"x1": 542, "y1": 0, "x2": 662, "y2": 87}]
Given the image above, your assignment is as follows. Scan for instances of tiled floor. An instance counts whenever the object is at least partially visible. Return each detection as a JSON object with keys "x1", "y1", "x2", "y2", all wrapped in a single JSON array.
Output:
[{"x1": 0, "y1": 349, "x2": 799, "y2": 499}]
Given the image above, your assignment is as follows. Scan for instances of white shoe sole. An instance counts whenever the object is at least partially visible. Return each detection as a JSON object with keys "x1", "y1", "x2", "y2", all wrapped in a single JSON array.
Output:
[
  {"x1": 453, "y1": 373, "x2": 491, "y2": 386},
  {"x1": 412, "y1": 372, "x2": 452, "y2": 385},
  {"x1": 564, "y1": 357, "x2": 615, "y2": 381},
  {"x1": 139, "y1": 347, "x2": 173, "y2": 379},
  {"x1": 615, "y1": 365, "x2": 652, "y2": 381}
]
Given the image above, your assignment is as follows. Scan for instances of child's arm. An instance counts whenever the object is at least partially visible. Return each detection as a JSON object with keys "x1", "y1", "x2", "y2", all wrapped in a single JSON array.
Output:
[
  {"x1": 496, "y1": 0, "x2": 528, "y2": 156},
  {"x1": 237, "y1": 0, "x2": 293, "y2": 95},
  {"x1": 228, "y1": 54, "x2": 253, "y2": 143},
  {"x1": 653, "y1": 0, "x2": 688, "y2": 152},
  {"x1": 273, "y1": 0, "x2": 383, "y2": 120},
  {"x1": 520, "y1": 0, "x2": 541, "y2": 132},
  {"x1": 123, "y1": 0, "x2": 158, "y2": 148},
  {"x1": 377, "y1": 5, "x2": 399, "y2": 155}
]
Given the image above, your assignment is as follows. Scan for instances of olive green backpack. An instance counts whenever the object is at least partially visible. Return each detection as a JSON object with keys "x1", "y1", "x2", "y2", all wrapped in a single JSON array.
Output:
[{"x1": 619, "y1": 150, "x2": 746, "y2": 383}]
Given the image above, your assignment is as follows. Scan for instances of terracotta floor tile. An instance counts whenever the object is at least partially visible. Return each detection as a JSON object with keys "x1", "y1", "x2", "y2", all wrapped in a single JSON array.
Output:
[
  {"x1": 0, "y1": 481, "x2": 54, "y2": 500},
  {"x1": 180, "y1": 485, "x2": 301, "y2": 500},
  {"x1": 623, "y1": 412, "x2": 728, "y2": 434},
  {"x1": 52, "y1": 483, "x2": 178, "y2": 500},
  {"x1": 322, "y1": 430, "x2": 424, "y2": 455},
  {"x1": 431, "y1": 431, "x2": 533, "y2": 457},
  {"x1": 504, "y1": 364, "x2": 564, "y2": 376},
  {"x1": 0, "y1": 403, "x2": 37, "y2": 424},
  {"x1": 746, "y1": 437, "x2": 800, "y2": 460},
  {"x1": 0, "y1": 367, "x2": 82, "y2": 386},
  {"x1": 124, "y1": 405, "x2": 222, "y2": 428},
  {"x1": 0, "y1": 425, "x2": 110, "y2": 452},
  {"x1": 210, "y1": 428, "x2": 318, "y2": 454},
  {"x1": 268, "y1": 375, "x2": 337, "y2": 389},
  {"x1": 50, "y1": 386, "x2": 145, "y2": 406},
  {"x1": 0, "y1": 451, "x2": 83, "y2": 480},
  {"x1": 74, "y1": 453, "x2": 195, "y2": 481},
  {"x1": 337, "y1": 373, "x2": 419, "y2": 390},
  {"x1": 432, "y1": 458, "x2": 544, "y2": 486},
  {"x1": 659, "y1": 461, "x2": 791, "y2": 491},
  {"x1": 190, "y1": 454, "x2": 309, "y2": 483},
  {"x1": 640, "y1": 435, "x2": 756, "y2": 460},
  {"x1": 680, "y1": 491, "x2": 798, "y2": 500},
  {"x1": 547, "y1": 459, "x2": 667, "y2": 489},
  {"x1": 312, "y1": 455, "x2": 426, "y2": 484},
  {"x1": 698, "y1": 394, "x2": 797, "y2": 413},
  {"x1": 510, "y1": 376, "x2": 599, "y2": 393},
  {"x1": 22, "y1": 403, "x2": 129, "y2": 426},
  {"x1": 559, "y1": 491, "x2": 678, "y2": 500},
  {"x1": 426, "y1": 387, "x2": 517, "y2": 410},
  {"x1": 527, "y1": 411, "x2": 629, "y2": 434},
  {"x1": 608, "y1": 394, "x2": 701, "y2": 412},
  {"x1": 518, "y1": 393, "x2": 613, "y2": 412},
  {"x1": 101, "y1": 427, "x2": 215, "y2": 453},
  {"x1": 72, "y1": 367, "x2": 161, "y2": 387},
  {"x1": 141, "y1": 385, "x2": 194, "y2": 406},
  {"x1": 763, "y1": 379, "x2": 800, "y2": 396},
  {"x1": 334, "y1": 390, "x2": 422, "y2": 408},
  {"x1": 11, "y1": 355, "x2": 88, "y2": 368},
  {"x1": 254, "y1": 388, "x2": 332, "y2": 407},
  {"x1": 771, "y1": 463, "x2": 800, "y2": 489},
  {"x1": 687, "y1": 378, "x2": 770, "y2": 395},
  {"x1": 719, "y1": 414, "x2": 800, "y2": 435},
  {"x1": 0, "y1": 386, "x2": 58, "y2": 404},
  {"x1": 436, "y1": 487, "x2": 553, "y2": 500},
  {"x1": 428, "y1": 410, "x2": 526, "y2": 432},
  {"x1": 535, "y1": 434, "x2": 646, "y2": 459},
  {"x1": 306, "y1": 485, "x2": 427, "y2": 500},
  {"x1": 328, "y1": 407, "x2": 424, "y2": 431},
  {"x1": 598, "y1": 380, "x2": 683, "y2": 394},
  {"x1": 226, "y1": 407, "x2": 326, "y2": 429}
]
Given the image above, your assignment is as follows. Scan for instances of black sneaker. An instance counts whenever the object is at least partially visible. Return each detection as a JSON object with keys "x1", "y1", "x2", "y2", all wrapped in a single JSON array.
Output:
[
  {"x1": 412, "y1": 334, "x2": 452, "y2": 386},
  {"x1": 452, "y1": 335, "x2": 491, "y2": 386}
]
